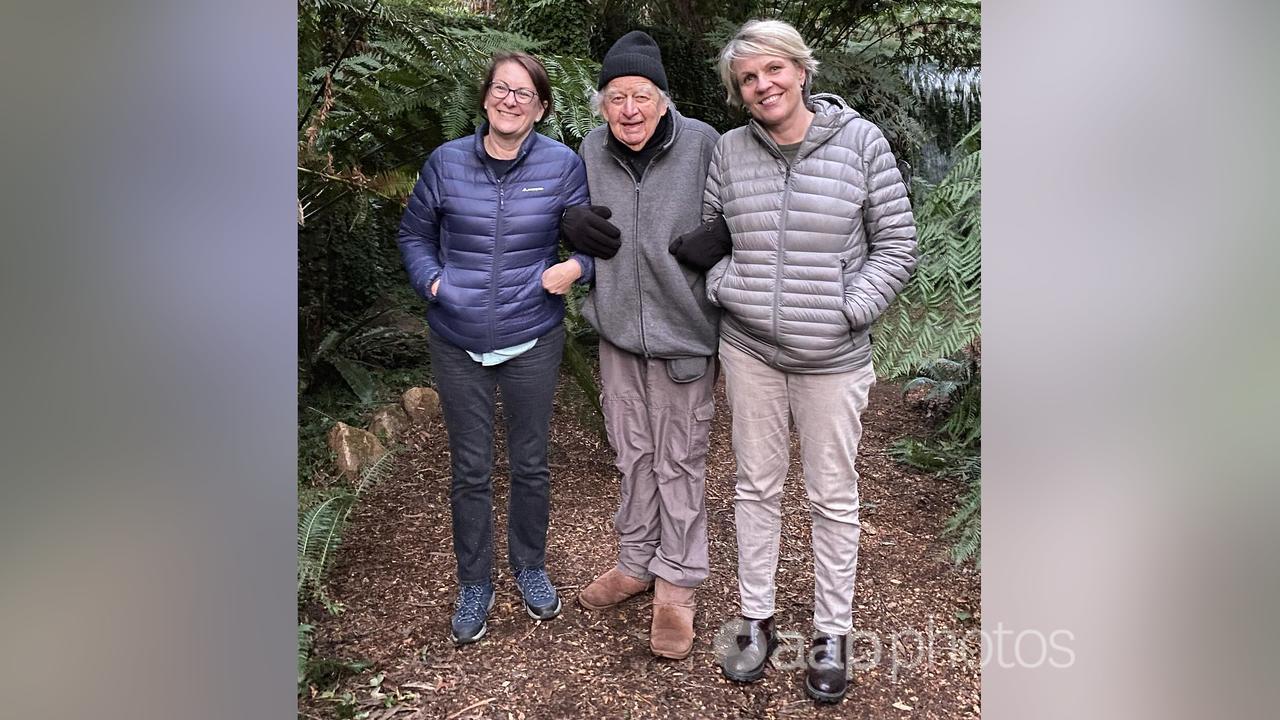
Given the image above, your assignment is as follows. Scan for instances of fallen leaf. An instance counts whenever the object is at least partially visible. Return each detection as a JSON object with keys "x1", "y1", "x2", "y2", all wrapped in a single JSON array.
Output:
[{"x1": 893, "y1": 701, "x2": 914, "y2": 711}]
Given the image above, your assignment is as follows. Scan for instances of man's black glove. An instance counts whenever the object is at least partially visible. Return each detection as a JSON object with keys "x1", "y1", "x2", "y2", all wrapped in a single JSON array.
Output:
[
  {"x1": 561, "y1": 205, "x2": 622, "y2": 259},
  {"x1": 668, "y1": 215, "x2": 732, "y2": 272}
]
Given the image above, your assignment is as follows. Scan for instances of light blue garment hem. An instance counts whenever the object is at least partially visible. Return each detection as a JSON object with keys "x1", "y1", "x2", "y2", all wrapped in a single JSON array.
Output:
[{"x1": 466, "y1": 338, "x2": 538, "y2": 366}]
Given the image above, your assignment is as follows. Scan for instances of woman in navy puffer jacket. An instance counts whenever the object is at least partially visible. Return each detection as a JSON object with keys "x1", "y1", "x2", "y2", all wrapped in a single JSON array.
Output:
[{"x1": 397, "y1": 51, "x2": 592, "y2": 646}]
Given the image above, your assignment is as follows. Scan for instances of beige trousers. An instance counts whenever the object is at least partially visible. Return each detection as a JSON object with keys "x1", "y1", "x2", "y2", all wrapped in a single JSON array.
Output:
[{"x1": 719, "y1": 340, "x2": 876, "y2": 635}]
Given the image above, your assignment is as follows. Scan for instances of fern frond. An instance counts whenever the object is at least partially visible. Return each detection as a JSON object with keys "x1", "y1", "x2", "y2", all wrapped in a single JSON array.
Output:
[
  {"x1": 873, "y1": 123, "x2": 981, "y2": 378},
  {"x1": 353, "y1": 447, "x2": 397, "y2": 497},
  {"x1": 297, "y1": 492, "x2": 356, "y2": 596}
]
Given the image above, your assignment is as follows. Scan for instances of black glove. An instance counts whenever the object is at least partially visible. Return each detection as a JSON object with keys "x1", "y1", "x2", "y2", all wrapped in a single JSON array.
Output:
[
  {"x1": 668, "y1": 215, "x2": 732, "y2": 272},
  {"x1": 561, "y1": 204, "x2": 622, "y2": 259}
]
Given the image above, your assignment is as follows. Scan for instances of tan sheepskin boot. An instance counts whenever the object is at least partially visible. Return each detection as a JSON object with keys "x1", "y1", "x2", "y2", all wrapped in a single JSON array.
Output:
[
  {"x1": 578, "y1": 567, "x2": 652, "y2": 610},
  {"x1": 650, "y1": 577, "x2": 696, "y2": 659}
]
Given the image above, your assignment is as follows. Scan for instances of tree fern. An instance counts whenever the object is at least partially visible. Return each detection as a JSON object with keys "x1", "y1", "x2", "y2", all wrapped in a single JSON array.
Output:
[{"x1": 873, "y1": 123, "x2": 980, "y2": 378}]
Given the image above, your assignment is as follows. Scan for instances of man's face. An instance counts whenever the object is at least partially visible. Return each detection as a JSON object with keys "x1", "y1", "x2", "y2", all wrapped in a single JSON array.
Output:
[{"x1": 602, "y1": 76, "x2": 668, "y2": 151}]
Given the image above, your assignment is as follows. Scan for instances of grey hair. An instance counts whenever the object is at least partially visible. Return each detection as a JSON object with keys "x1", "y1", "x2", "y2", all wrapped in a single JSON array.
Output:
[
  {"x1": 716, "y1": 19, "x2": 819, "y2": 110},
  {"x1": 588, "y1": 83, "x2": 675, "y2": 117}
]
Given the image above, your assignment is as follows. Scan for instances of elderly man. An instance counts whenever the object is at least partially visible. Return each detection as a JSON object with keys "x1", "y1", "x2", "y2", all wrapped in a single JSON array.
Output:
[{"x1": 559, "y1": 30, "x2": 726, "y2": 659}]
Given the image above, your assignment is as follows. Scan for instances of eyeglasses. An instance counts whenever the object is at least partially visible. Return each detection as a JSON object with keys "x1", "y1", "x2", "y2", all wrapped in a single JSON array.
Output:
[{"x1": 488, "y1": 82, "x2": 538, "y2": 105}]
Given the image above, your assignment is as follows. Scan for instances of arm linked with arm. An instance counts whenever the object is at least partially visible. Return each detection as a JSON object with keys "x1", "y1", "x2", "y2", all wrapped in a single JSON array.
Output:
[
  {"x1": 701, "y1": 144, "x2": 730, "y2": 307},
  {"x1": 560, "y1": 154, "x2": 596, "y2": 284}
]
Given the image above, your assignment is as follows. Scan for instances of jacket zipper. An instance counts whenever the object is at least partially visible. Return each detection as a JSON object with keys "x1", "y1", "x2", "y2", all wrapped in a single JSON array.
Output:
[
  {"x1": 492, "y1": 177, "x2": 504, "y2": 352},
  {"x1": 772, "y1": 162, "x2": 792, "y2": 366},
  {"x1": 611, "y1": 158, "x2": 648, "y2": 357},
  {"x1": 605, "y1": 125, "x2": 680, "y2": 359}
]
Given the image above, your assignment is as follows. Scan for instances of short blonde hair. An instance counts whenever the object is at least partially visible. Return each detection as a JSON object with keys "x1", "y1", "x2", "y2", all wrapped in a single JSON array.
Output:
[{"x1": 716, "y1": 19, "x2": 819, "y2": 110}]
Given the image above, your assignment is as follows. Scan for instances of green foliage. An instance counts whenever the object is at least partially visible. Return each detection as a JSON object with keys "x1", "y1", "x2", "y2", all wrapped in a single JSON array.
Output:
[
  {"x1": 497, "y1": 0, "x2": 594, "y2": 57},
  {"x1": 817, "y1": 50, "x2": 926, "y2": 153},
  {"x1": 942, "y1": 459, "x2": 981, "y2": 566},
  {"x1": 302, "y1": 657, "x2": 375, "y2": 697},
  {"x1": 298, "y1": 622, "x2": 315, "y2": 694},
  {"x1": 873, "y1": 124, "x2": 980, "y2": 378},
  {"x1": 304, "y1": 305, "x2": 416, "y2": 403},
  {"x1": 298, "y1": 450, "x2": 399, "y2": 609},
  {"x1": 892, "y1": 348, "x2": 980, "y2": 566}
]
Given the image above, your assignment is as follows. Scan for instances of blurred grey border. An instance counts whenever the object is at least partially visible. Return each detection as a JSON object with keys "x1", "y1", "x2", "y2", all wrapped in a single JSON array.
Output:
[
  {"x1": 0, "y1": 2, "x2": 297, "y2": 719},
  {"x1": 1, "y1": 1, "x2": 1278, "y2": 719},
  {"x1": 984, "y1": 0, "x2": 1280, "y2": 717}
]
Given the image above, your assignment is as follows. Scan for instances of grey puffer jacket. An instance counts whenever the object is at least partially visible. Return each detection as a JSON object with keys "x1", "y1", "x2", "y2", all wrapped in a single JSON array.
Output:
[
  {"x1": 580, "y1": 109, "x2": 721, "y2": 362},
  {"x1": 705, "y1": 93, "x2": 918, "y2": 373}
]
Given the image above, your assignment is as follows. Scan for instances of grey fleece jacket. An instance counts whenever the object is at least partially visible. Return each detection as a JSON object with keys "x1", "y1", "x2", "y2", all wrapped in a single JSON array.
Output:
[
  {"x1": 705, "y1": 93, "x2": 918, "y2": 373},
  {"x1": 579, "y1": 109, "x2": 722, "y2": 363}
]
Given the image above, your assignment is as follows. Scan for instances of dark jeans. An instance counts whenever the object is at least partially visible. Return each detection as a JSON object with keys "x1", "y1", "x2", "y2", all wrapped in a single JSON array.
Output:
[{"x1": 429, "y1": 325, "x2": 565, "y2": 585}]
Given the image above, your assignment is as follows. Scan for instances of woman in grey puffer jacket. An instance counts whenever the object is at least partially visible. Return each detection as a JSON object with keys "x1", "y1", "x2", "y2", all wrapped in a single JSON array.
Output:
[{"x1": 702, "y1": 19, "x2": 918, "y2": 703}]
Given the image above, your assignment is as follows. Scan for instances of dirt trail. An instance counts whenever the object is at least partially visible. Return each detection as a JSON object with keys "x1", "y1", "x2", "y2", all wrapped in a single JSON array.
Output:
[{"x1": 301, "y1": 377, "x2": 981, "y2": 719}]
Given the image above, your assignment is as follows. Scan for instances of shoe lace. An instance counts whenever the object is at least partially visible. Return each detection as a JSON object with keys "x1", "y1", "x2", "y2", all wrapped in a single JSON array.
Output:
[
  {"x1": 515, "y1": 568, "x2": 556, "y2": 605},
  {"x1": 454, "y1": 585, "x2": 490, "y2": 625}
]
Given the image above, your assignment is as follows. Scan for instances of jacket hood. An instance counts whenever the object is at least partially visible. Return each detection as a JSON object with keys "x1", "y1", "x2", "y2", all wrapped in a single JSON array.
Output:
[{"x1": 806, "y1": 92, "x2": 860, "y2": 137}]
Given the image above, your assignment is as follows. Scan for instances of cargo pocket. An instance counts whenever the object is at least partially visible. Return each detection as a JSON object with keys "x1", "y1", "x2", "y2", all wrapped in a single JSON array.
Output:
[{"x1": 685, "y1": 400, "x2": 716, "y2": 463}]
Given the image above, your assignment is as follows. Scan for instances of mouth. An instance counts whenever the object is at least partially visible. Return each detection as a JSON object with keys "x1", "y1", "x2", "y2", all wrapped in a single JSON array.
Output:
[{"x1": 758, "y1": 92, "x2": 783, "y2": 107}]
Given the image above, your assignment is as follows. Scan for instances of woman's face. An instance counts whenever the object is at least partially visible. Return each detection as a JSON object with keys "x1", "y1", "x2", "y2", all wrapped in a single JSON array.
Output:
[
  {"x1": 485, "y1": 61, "x2": 545, "y2": 142},
  {"x1": 732, "y1": 54, "x2": 807, "y2": 131}
]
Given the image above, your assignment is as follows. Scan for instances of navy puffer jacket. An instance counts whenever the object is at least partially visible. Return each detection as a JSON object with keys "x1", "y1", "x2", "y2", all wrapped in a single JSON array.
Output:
[{"x1": 397, "y1": 125, "x2": 592, "y2": 352}]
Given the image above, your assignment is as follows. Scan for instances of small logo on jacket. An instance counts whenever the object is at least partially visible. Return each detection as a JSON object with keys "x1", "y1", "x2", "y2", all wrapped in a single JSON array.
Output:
[{"x1": 521, "y1": 186, "x2": 544, "y2": 192}]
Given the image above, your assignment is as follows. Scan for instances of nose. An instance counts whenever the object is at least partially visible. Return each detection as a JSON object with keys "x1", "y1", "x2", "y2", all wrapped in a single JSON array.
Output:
[{"x1": 502, "y1": 91, "x2": 519, "y2": 108}]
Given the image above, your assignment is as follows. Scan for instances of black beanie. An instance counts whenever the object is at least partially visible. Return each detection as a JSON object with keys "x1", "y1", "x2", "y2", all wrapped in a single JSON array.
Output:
[{"x1": 598, "y1": 31, "x2": 669, "y2": 92}]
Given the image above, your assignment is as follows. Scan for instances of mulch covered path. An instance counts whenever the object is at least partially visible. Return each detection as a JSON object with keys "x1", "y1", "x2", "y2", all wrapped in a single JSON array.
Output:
[{"x1": 300, "y1": 375, "x2": 981, "y2": 719}]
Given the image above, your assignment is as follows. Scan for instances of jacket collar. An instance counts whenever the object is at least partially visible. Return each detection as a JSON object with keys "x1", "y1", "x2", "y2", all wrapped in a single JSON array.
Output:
[
  {"x1": 748, "y1": 93, "x2": 858, "y2": 161},
  {"x1": 472, "y1": 122, "x2": 539, "y2": 166}
]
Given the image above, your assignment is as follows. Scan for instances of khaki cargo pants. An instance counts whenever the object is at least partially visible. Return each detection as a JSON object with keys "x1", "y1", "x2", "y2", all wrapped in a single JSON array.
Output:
[{"x1": 599, "y1": 340, "x2": 715, "y2": 587}]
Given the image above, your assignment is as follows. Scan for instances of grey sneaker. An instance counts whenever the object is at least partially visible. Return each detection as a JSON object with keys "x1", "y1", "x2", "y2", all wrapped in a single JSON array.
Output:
[
  {"x1": 450, "y1": 583, "x2": 495, "y2": 645},
  {"x1": 513, "y1": 567, "x2": 562, "y2": 620}
]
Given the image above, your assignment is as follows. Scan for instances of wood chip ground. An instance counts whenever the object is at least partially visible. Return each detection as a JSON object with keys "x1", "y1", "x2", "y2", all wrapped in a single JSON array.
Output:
[{"x1": 300, "y1": 374, "x2": 981, "y2": 719}]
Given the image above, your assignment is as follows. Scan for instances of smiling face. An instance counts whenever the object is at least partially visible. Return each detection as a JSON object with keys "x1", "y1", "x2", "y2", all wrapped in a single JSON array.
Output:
[
  {"x1": 484, "y1": 60, "x2": 546, "y2": 143},
  {"x1": 601, "y1": 75, "x2": 668, "y2": 151},
  {"x1": 732, "y1": 54, "x2": 807, "y2": 134}
]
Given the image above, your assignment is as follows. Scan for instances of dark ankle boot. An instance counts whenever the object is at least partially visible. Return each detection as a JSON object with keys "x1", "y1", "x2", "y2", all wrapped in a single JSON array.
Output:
[
  {"x1": 720, "y1": 616, "x2": 777, "y2": 683},
  {"x1": 804, "y1": 632, "x2": 849, "y2": 703}
]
